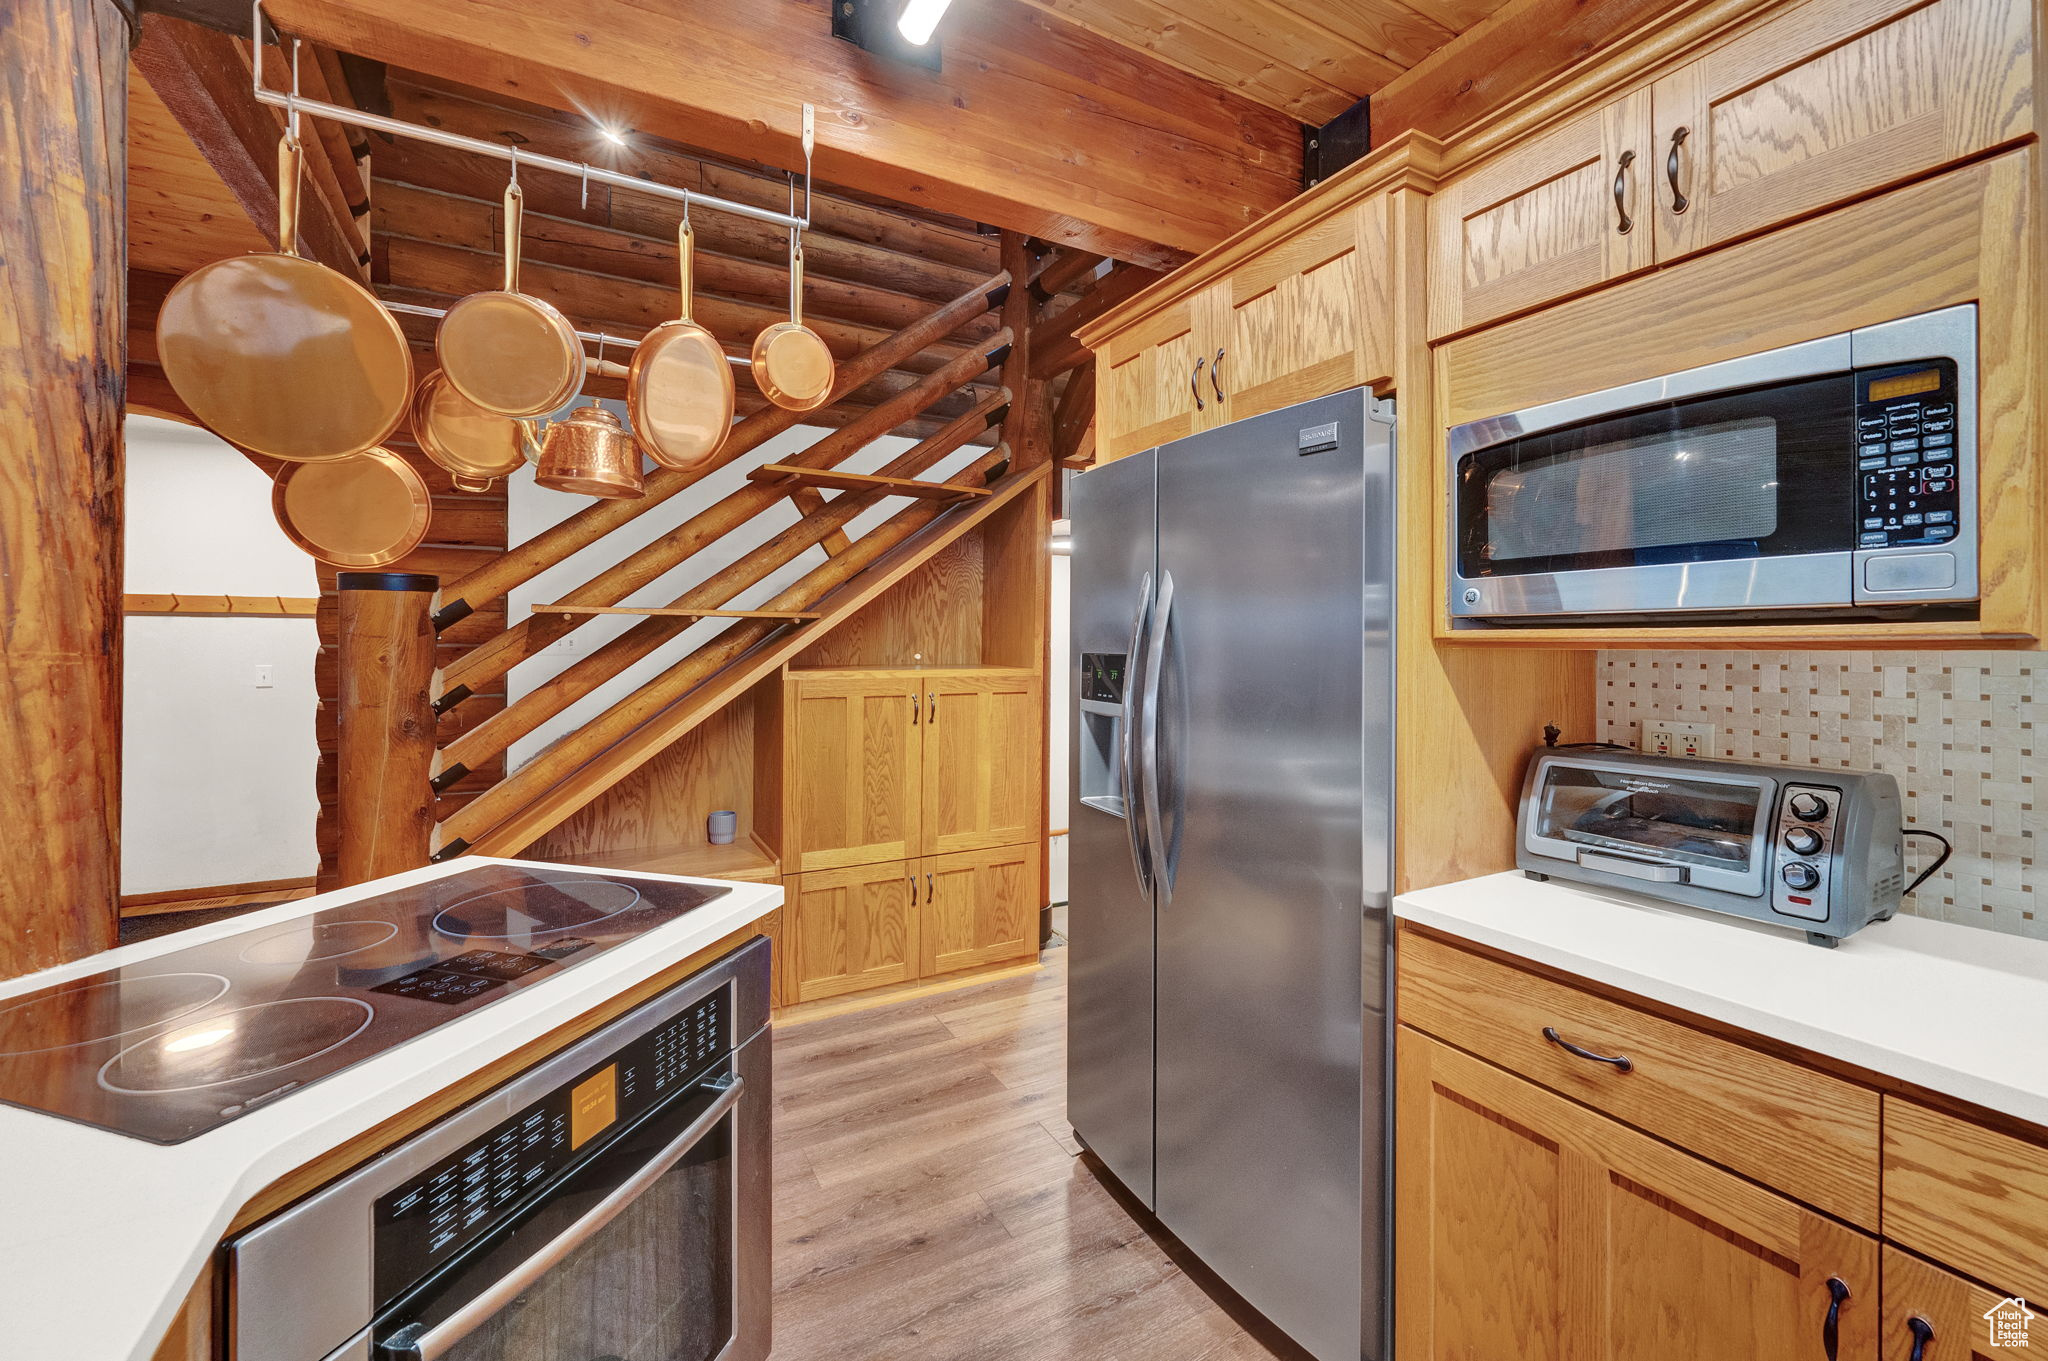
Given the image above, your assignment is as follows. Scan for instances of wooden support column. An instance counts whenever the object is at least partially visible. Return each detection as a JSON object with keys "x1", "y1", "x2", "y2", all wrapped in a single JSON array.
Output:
[
  {"x1": 997, "y1": 233, "x2": 1045, "y2": 470},
  {"x1": 335, "y1": 572, "x2": 438, "y2": 883},
  {"x1": 0, "y1": 0, "x2": 132, "y2": 980}
]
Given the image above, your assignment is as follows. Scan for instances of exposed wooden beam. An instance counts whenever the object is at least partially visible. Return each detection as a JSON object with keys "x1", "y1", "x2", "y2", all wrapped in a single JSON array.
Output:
[
  {"x1": 1051, "y1": 362, "x2": 1096, "y2": 465},
  {"x1": 1032, "y1": 246, "x2": 1107, "y2": 300},
  {"x1": 132, "y1": 12, "x2": 365, "y2": 274},
  {"x1": 260, "y1": 0, "x2": 1297, "y2": 265},
  {"x1": 1370, "y1": 0, "x2": 1690, "y2": 145},
  {"x1": 1030, "y1": 263, "x2": 1165, "y2": 380}
]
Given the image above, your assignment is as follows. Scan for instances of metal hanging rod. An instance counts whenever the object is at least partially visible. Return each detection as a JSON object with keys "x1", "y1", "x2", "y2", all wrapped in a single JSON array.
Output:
[
  {"x1": 381, "y1": 299, "x2": 750, "y2": 369},
  {"x1": 250, "y1": 1, "x2": 811, "y2": 232}
]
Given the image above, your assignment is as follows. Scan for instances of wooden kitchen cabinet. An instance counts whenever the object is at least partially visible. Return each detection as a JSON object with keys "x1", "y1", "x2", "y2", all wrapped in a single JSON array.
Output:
[
  {"x1": 1096, "y1": 290, "x2": 1218, "y2": 463},
  {"x1": 786, "y1": 667, "x2": 1041, "y2": 870},
  {"x1": 1883, "y1": 1098, "x2": 2048, "y2": 1310},
  {"x1": 920, "y1": 843, "x2": 1040, "y2": 978},
  {"x1": 1397, "y1": 1026, "x2": 1881, "y2": 1361},
  {"x1": 784, "y1": 671, "x2": 922, "y2": 874},
  {"x1": 1427, "y1": 88, "x2": 1655, "y2": 339},
  {"x1": 1881, "y1": 1247, "x2": 2026, "y2": 1361},
  {"x1": 1651, "y1": 0, "x2": 2032, "y2": 262},
  {"x1": 920, "y1": 670, "x2": 1042, "y2": 856},
  {"x1": 788, "y1": 860, "x2": 921, "y2": 1003}
]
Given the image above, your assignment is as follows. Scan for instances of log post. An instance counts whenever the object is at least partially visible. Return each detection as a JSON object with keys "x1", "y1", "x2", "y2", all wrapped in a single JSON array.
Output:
[
  {"x1": 336, "y1": 573, "x2": 439, "y2": 884},
  {"x1": 0, "y1": 0, "x2": 133, "y2": 980}
]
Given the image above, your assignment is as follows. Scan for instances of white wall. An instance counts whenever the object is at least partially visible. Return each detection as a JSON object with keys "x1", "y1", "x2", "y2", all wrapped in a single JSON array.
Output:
[
  {"x1": 507, "y1": 402, "x2": 983, "y2": 766},
  {"x1": 121, "y1": 416, "x2": 321, "y2": 895}
]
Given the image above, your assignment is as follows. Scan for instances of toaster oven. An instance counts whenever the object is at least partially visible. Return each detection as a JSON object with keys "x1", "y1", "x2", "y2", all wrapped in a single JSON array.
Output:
[{"x1": 1517, "y1": 749, "x2": 1905, "y2": 946}]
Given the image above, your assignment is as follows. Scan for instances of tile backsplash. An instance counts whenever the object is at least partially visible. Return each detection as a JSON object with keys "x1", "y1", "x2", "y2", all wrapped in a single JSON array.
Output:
[{"x1": 1597, "y1": 651, "x2": 2041, "y2": 938}]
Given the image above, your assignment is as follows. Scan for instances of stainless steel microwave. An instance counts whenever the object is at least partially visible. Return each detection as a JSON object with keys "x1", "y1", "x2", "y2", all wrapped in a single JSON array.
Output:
[{"x1": 1449, "y1": 305, "x2": 1978, "y2": 623}]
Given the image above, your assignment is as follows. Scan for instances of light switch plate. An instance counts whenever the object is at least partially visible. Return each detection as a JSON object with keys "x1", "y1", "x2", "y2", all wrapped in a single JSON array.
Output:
[
  {"x1": 253, "y1": 664, "x2": 274, "y2": 689},
  {"x1": 1640, "y1": 720, "x2": 1715, "y2": 758}
]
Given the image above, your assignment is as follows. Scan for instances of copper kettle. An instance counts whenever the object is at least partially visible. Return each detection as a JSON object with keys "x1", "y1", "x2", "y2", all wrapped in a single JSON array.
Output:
[{"x1": 535, "y1": 403, "x2": 645, "y2": 499}]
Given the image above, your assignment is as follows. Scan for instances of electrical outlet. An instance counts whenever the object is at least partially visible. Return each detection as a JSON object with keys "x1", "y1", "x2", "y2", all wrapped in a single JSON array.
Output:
[
  {"x1": 1639, "y1": 720, "x2": 1715, "y2": 758},
  {"x1": 253, "y1": 664, "x2": 274, "y2": 689}
]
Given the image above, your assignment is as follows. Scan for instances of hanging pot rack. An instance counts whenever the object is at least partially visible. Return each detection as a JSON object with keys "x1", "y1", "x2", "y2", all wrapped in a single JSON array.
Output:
[{"x1": 248, "y1": 1, "x2": 815, "y2": 235}]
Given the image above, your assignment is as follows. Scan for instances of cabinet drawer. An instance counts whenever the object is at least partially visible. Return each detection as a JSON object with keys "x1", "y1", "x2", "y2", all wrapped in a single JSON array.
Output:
[
  {"x1": 1885, "y1": 1098, "x2": 2048, "y2": 1308},
  {"x1": 1397, "y1": 928, "x2": 1881, "y2": 1225}
]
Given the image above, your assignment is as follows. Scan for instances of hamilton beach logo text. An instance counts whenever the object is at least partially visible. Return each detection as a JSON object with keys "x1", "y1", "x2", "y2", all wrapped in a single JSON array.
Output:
[{"x1": 1985, "y1": 1297, "x2": 2034, "y2": 1348}]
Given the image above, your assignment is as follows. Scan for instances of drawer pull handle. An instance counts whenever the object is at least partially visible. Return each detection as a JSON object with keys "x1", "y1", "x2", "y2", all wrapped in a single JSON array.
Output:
[
  {"x1": 1542, "y1": 1026, "x2": 1633, "y2": 1072},
  {"x1": 1211, "y1": 348, "x2": 1226, "y2": 402},
  {"x1": 1666, "y1": 126, "x2": 1691, "y2": 214},
  {"x1": 1907, "y1": 1316, "x2": 1934, "y2": 1361},
  {"x1": 1191, "y1": 357, "x2": 1207, "y2": 412},
  {"x1": 1612, "y1": 149, "x2": 1637, "y2": 235},
  {"x1": 1822, "y1": 1276, "x2": 1850, "y2": 1361}
]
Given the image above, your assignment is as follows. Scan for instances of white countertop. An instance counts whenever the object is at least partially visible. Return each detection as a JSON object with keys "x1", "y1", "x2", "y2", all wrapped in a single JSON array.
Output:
[
  {"x1": 1396, "y1": 872, "x2": 2048, "y2": 1128},
  {"x1": 0, "y1": 857, "x2": 780, "y2": 1361}
]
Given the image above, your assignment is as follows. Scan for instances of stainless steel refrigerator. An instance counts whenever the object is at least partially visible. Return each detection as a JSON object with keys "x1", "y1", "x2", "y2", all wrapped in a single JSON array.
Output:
[{"x1": 1068, "y1": 386, "x2": 1395, "y2": 1361}]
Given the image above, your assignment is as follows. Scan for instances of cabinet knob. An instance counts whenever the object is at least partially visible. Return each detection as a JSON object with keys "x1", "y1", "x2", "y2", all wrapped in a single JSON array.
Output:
[
  {"x1": 928, "y1": 690, "x2": 936, "y2": 723},
  {"x1": 925, "y1": 872, "x2": 934, "y2": 903},
  {"x1": 1821, "y1": 1276, "x2": 1850, "y2": 1361},
  {"x1": 1907, "y1": 1316, "x2": 1934, "y2": 1361},
  {"x1": 1613, "y1": 149, "x2": 1637, "y2": 236},
  {"x1": 1191, "y1": 356, "x2": 1207, "y2": 412}
]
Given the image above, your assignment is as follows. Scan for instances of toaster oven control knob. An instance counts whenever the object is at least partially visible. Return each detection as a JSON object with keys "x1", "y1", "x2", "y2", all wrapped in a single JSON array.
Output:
[
  {"x1": 1788, "y1": 792, "x2": 1829, "y2": 822},
  {"x1": 1781, "y1": 861, "x2": 1821, "y2": 891},
  {"x1": 1783, "y1": 826, "x2": 1824, "y2": 856}
]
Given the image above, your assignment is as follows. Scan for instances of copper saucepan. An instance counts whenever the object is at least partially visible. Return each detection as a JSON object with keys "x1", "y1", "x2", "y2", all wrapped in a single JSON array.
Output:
[
  {"x1": 272, "y1": 447, "x2": 433, "y2": 567},
  {"x1": 156, "y1": 133, "x2": 412, "y2": 462},
  {"x1": 627, "y1": 215, "x2": 735, "y2": 469},
  {"x1": 411, "y1": 370, "x2": 536, "y2": 494},
  {"x1": 436, "y1": 165, "x2": 584, "y2": 419}
]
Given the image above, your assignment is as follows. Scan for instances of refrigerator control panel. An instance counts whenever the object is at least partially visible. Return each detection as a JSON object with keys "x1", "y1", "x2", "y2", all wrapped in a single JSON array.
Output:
[{"x1": 1081, "y1": 652, "x2": 1127, "y2": 704}]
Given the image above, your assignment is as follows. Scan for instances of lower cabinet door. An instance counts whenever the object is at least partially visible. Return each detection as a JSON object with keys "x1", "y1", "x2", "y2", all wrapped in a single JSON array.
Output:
[
  {"x1": 1882, "y1": 1245, "x2": 2029, "y2": 1361},
  {"x1": 1396, "y1": 1027, "x2": 1879, "y2": 1361},
  {"x1": 919, "y1": 844, "x2": 1040, "y2": 978},
  {"x1": 789, "y1": 860, "x2": 920, "y2": 1003}
]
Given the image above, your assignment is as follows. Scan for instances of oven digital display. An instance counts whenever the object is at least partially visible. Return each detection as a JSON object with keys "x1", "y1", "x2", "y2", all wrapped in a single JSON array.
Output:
[
  {"x1": 372, "y1": 987, "x2": 729, "y2": 1299},
  {"x1": 1865, "y1": 368, "x2": 1943, "y2": 402}
]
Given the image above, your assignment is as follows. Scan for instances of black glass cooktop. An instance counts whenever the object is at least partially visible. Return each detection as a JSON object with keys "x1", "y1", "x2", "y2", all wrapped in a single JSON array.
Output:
[{"x1": 0, "y1": 865, "x2": 730, "y2": 1144}]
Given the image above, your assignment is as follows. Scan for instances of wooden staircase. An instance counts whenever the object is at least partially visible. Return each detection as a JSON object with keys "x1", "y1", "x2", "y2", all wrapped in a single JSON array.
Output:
[{"x1": 323, "y1": 237, "x2": 1081, "y2": 884}]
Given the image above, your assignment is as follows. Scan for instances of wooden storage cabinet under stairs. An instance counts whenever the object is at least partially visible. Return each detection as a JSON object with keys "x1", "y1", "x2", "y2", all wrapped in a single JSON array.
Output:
[
  {"x1": 1428, "y1": 0, "x2": 2034, "y2": 339},
  {"x1": 1094, "y1": 192, "x2": 1394, "y2": 463},
  {"x1": 1396, "y1": 1027, "x2": 1879, "y2": 1361}
]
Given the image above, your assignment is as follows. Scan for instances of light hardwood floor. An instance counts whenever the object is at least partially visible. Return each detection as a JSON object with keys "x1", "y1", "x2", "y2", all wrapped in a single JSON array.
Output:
[{"x1": 769, "y1": 947, "x2": 1307, "y2": 1360}]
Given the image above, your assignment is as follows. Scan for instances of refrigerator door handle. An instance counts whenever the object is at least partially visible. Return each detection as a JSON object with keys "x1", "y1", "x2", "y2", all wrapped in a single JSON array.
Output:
[
  {"x1": 1143, "y1": 569, "x2": 1175, "y2": 904},
  {"x1": 1119, "y1": 572, "x2": 1155, "y2": 896}
]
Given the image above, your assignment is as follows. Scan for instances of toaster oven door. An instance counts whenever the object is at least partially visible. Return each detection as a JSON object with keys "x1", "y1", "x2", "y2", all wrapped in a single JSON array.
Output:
[{"x1": 1524, "y1": 759, "x2": 1775, "y2": 898}]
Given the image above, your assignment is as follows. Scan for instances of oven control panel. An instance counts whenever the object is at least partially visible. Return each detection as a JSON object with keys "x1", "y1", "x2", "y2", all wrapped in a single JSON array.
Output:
[
  {"x1": 1855, "y1": 359, "x2": 1961, "y2": 551},
  {"x1": 1769, "y1": 784, "x2": 1840, "y2": 923},
  {"x1": 372, "y1": 986, "x2": 728, "y2": 1297}
]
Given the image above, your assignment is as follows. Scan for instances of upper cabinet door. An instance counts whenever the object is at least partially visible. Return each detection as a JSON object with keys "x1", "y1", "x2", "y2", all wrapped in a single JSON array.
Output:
[
  {"x1": 1428, "y1": 89, "x2": 1656, "y2": 339},
  {"x1": 1652, "y1": 0, "x2": 2032, "y2": 263},
  {"x1": 1214, "y1": 195, "x2": 1392, "y2": 423},
  {"x1": 1397, "y1": 1028, "x2": 1880, "y2": 1361},
  {"x1": 787, "y1": 672, "x2": 921, "y2": 873},
  {"x1": 919, "y1": 669, "x2": 1042, "y2": 857},
  {"x1": 1097, "y1": 291, "x2": 1215, "y2": 463}
]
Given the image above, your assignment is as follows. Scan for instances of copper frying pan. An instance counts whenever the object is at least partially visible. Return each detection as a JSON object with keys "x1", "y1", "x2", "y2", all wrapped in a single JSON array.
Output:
[
  {"x1": 272, "y1": 447, "x2": 432, "y2": 567},
  {"x1": 436, "y1": 166, "x2": 583, "y2": 419},
  {"x1": 156, "y1": 134, "x2": 412, "y2": 462},
  {"x1": 627, "y1": 217, "x2": 735, "y2": 469},
  {"x1": 411, "y1": 370, "x2": 536, "y2": 493},
  {"x1": 749, "y1": 240, "x2": 835, "y2": 413}
]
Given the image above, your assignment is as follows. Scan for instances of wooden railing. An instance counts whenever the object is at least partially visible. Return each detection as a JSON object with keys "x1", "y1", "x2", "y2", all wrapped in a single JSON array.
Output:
[{"x1": 330, "y1": 257, "x2": 1047, "y2": 876}]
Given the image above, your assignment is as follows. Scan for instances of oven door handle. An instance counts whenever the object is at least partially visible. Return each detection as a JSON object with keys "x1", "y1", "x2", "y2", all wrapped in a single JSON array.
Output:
[
  {"x1": 378, "y1": 1073, "x2": 746, "y2": 1361},
  {"x1": 1576, "y1": 848, "x2": 1689, "y2": 883}
]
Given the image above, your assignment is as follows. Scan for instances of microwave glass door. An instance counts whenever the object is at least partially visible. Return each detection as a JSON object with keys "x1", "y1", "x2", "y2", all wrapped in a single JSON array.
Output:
[
  {"x1": 1530, "y1": 761, "x2": 1771, "y2": 896},
  {"x1": 1457, "y1": 375, "x2": 1855, "y2": 583},
  {"x1": 373, "y1": 1074, "x2": 737, "y2": 1361}
]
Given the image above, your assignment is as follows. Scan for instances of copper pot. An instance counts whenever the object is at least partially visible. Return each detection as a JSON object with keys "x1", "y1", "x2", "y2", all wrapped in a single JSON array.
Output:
[{"x1": 535, "y1": 404, "x2": 644, "y2": 499}]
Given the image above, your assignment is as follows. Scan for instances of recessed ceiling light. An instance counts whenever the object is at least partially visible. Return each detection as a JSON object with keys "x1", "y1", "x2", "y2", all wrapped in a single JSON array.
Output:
[
  {"x1": 896, "y1": 0, "x2": 954, "y2": 45},
  {"x1": 597, "y1": 123, "x2": 628, "y2": 147}
]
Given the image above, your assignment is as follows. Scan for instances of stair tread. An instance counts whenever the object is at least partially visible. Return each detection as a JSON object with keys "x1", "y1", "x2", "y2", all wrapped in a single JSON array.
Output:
[
  {"x1": 535, "y1": 604, "x2": 823, "y2": 619},
  {"x1": 748, "y1": 463, "x2": 992, "y2": 499}
]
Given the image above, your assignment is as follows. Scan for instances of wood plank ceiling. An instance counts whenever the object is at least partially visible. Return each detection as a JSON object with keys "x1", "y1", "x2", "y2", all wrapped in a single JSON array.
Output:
[{"x1": 1013, "y1": 0, "x2": 1517, "y2": 122}]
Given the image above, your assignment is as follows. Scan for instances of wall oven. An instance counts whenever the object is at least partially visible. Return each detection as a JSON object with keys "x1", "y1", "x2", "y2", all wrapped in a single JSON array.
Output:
[
  {"x1": 1448, "y1": 305, "x2": 1977, "y2": 623},
  {"x1": 228, "y1": 938, "x2": 771, "y2": 1361}
]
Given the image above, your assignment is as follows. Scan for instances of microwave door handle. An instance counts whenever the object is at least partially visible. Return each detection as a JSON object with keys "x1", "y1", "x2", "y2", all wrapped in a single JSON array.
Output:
[
  {"x1": 1119, "y1": 573, "x2": 1155, "y2": 895},
  {"x1": 378, "y1": 1074, "x2": 746, "y2": 1361},
  {"x1": 1143, "y1": 570, "x2": 1175, "y2": 905},
  {"x1": 1577, "y1": 849, "x2": 1689, "y2": 884}
]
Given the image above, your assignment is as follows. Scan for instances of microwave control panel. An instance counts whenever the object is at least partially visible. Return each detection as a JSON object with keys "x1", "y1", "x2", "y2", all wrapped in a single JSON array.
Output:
[
  {"x1": 371, "y1": 985, "x2": 729, "y2": 1298},
  {"x1": 1855, "y1": 359, "x2": 1961, "y2": 550},
  {"x1": 1769, "y1": 784, "x2": 1840, "y2": 923}
]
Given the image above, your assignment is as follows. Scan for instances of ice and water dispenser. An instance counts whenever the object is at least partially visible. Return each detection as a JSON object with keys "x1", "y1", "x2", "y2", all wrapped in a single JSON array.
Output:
[{"x1": 1077, "y1": 652, "x2": 1129, "y2": 817}]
